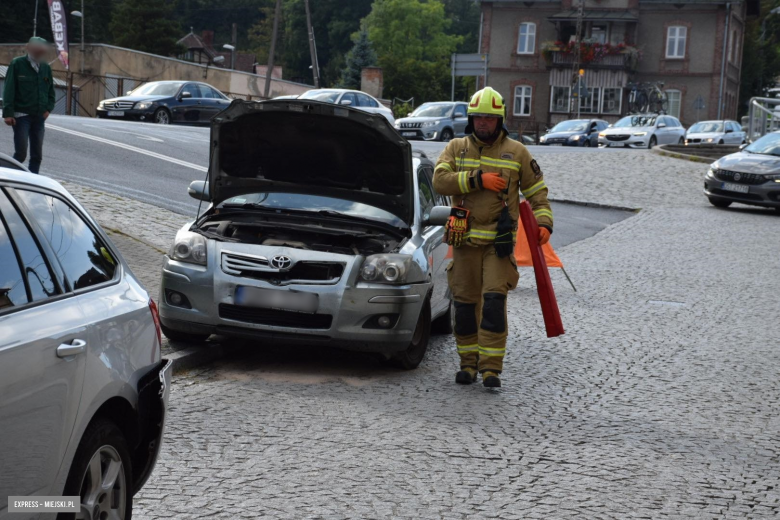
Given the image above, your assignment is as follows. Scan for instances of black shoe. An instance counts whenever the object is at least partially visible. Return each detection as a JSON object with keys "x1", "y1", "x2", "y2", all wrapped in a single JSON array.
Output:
[
  {"x1": 482, "y1": 371, "x2": 501, "y2": 388},
  {"x1": 455, "y1": 368, "x2": 477, "y2": 385}
]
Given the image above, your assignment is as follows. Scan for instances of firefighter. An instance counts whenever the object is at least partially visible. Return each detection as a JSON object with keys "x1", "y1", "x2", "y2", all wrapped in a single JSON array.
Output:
[{"x1": 433, "y1": 86, "x2": 553, "y2": 388}]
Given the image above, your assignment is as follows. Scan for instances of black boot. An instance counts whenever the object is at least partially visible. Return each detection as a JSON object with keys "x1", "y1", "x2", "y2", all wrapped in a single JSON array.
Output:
[
  {"x1": 482, "y1": 371, "x2": 501, "y2": 388},
  {"x1": 455, "y1": 367, "x2": 478, "y2": 385}
]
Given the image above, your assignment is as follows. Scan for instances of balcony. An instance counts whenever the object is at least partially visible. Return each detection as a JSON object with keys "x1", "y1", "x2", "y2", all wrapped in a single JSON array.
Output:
[{"x1": 542, "y1": 41, "x2": 640, "y2": 72}]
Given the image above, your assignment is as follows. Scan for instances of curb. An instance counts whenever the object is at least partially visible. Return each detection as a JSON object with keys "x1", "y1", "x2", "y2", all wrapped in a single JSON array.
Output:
[
  {"x1": 549, "y1": 197, "x2": 640, "y2": 213},
  {"x1": 651, "y1": 146, "x2": 716, "y2": 164},
  {"x1": 167, "y1": 342, "x2": 241, "y2": 375}
]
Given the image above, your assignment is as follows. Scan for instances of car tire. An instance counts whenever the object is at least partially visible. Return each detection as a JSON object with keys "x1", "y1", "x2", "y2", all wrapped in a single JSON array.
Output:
[
  {"x1": 440, "y1": 128, "x2": 454, "y2": 142},
  {"x1": 678, "y1": 137, "x2": 685, "y2": 145},
  {"x1": 431, "y1": 299, "x2": 453, "y2": 335},
  {"x1": 583, "y1": 139, "x2": 591, "y2": 147},
  {"x1": 161, "y1": 323, "x2": 210, "y2": 343},
  {"x1": 153, "y1": 108, "x2": 171, "y2": 125},
  {"x1": 648, "y1": 135, "x2": 657, "y2": 149},
  {"x1": 719, "y1": 140, "x2": 725, "y2": 145},
  {"x1": 391, "y1": 297, "x2": 431, "y2": 370},
  {"x1": 58, "y1": 419, "x2": 133, "y2": 520},
  {"x1": 708, "y1": 197, "x2": 732, "y2": 208}
]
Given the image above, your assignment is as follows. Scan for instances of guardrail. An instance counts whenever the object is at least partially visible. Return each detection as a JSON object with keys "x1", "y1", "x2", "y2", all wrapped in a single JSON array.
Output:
[{"x1": 746, "y1": 96, "x2": 780, "y2": 142}]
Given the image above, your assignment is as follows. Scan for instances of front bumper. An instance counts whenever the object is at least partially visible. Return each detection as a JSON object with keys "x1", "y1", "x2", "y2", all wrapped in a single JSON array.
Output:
[
  {"x1": 599, "y1": 136, "x2": 650, "y2": 148},
  {"x1": 704, "y1": 172, "x2": 780, "y2": 208},
  {"x1": 96, "y1": 107, "x2": 156, "y2": 121},
  {"x1": 132, "y1": 358, "x2": 172, "y2": 494},
  {"x1": 540, "y1": 139, "x2": 582, "y2": 146},
  {"x1": 396, "y1": 128, "x2": 440, "y2": 141},
  {"x1": 159, "y1": 256, "x2": 430, "y2": 354}
]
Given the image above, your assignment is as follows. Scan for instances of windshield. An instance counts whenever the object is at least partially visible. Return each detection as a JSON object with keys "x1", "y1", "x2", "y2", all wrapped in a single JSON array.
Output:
[
  {"x1": 131, "y1": 82, "x2": 184, "y2": 97},
  {"x1": 689, "y1": 122, "x2": 724, "y2": 133},
  {"x1": 744, "y1": 132, "x2": 780, "y2": 156},
  {"x1": 411, "y1": 104, "x2": 453, "y2": 118},
  {"x1": 614, "y1": 115, "x2": 657, "y2": 128},
  {"x1": 551, "y1": 120, "x2": 589, "y2": 133},
  {"x1": 299, "y1": 90, "x2": 342, "y2": 103},
  {"x1": 218, "y1": 193, "x2": 406, "y2": 228}
]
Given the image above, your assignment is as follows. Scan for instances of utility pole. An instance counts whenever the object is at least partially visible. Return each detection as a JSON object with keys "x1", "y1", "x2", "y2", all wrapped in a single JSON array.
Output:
[
  {"x1": 33, "y1": 0, "x2": 39, "y2": 36},
  {"x1": 80, "y1": 0, "x2": 85, "y2": 74},
  {"x1": 571, "y1": 0, "x2": 584, "y2": 117},
  {"x1": 231, "y1": 23, "x2": 237, "y2": 70},
  {"x1": 263, "y1": 0, "x2": 282, "y2": 99},
  {"x1": 303, "y1": 0, "x2": 320, "y2": 88}
]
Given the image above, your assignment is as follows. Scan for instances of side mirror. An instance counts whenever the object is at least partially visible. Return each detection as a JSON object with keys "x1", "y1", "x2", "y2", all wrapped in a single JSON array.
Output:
[
  {"x1": 179, "y1": 91, "x2": 192, "y2": 101},
  {"x1": 340, "y1": 99, "x2": 353, "y2": 106},
  {"x1": 658, "y1": 123, "x2": 667, "y2": 128},
  {"x1": 425, "y1": 206, "x2": 452, "y2": 227},
  {"x1": 739, "y1": 143, "x2": 748, "y2": 150},
  {"x1": 188, "y1": 180, "x2": 210, "y2": 201},
  {"x1": 725, "y1": 128, "x2": 733, "y2": 133}
]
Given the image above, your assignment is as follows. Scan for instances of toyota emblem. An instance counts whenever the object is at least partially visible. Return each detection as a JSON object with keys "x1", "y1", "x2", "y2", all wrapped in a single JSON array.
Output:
[
  {"x1": 733, "y1": 172, "x2": 742, "y2": 181},
  {"x1": 270, "y1": 255, "x2": 292, "y2": 270}
]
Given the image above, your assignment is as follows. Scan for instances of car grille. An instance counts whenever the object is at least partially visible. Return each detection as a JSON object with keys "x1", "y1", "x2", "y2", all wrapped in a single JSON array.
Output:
[
  {"x1": 688, "y1": 138, "x2": 702, "y2": 143},
  {"x1": 546, "y1": 138, "x2": 568, "y2": 144},
  {"x1": 606, "y1": 134, "x2": 630, "y2": 141},
  {"x1": 221, "y1": 252, "x2": 344, "y2": 285},
  {"x1": 219, "y1": 304, "x2": 333, "y2": 329},
  {"x1": 400, "y1": 122, "x2": 423, "y2": 129},
  {"x1": 102, "y1": 100, "x2": 135, "y2": 110},
  {"x1": 713, "y1": 169, "x2": 766, "y2": 185}
]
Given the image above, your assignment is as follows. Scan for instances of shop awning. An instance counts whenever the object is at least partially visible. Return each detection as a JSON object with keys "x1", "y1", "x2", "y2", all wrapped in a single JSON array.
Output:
[{"x1": 549, "y1": 10, "x2": 639, "y2": 22}]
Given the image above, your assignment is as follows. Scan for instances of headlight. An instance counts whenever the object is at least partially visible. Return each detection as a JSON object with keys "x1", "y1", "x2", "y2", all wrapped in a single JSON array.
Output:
[
  {"x1": 707, "y1": 167, "x2": 716, "y2": 177},
  {"x1": 134, "y1": 101, "x2": 153, "y2": 110},
  {"x1": 539, "y1": 136, "x2": 547, "y2": 143},
  {"x1": 764, "y1": 174, "x2": 780, "y2": 181},
  {"x1": 98, "y1": 101, "x2": 106, "y2": 108},
  {"x1": 633, "y1": 132, "x2": 647, "y2": 137},
  {"x1": 421, "y1": 120, "x2": 440, "y2": 128},
  {"x1": 705, "y1": 138, "x2": 715, "y2": 143},
  {"x1": 394, "y1": 121, "x2": 401, "y2": 128},
  {"x1": 569, "y1": 135, "x2": 581, "y2": 141},
  {"x1": 598, "y1": 132, "x2": 606, "y2": 138},
  {"x1": 169, "y1": 230, "x2": 207, "y2": 265},
  {"x1": 359, "y1": 254, "x2": 424, "y2": 284}
]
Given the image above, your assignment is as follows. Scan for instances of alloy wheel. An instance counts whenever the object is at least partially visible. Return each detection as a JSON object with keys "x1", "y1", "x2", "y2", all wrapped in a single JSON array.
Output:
[
  {"x1": 76, "y1": 445, "x2": 127, "y2": 520},
  {"x1": 155, "y1": 110, "x2": 170, "y2": 125}
]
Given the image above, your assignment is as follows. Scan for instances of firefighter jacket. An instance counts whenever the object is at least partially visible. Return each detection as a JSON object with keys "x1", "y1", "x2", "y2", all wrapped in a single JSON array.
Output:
[{"x1": 433, "y1": 130, "x2": 553, "y2": 246}]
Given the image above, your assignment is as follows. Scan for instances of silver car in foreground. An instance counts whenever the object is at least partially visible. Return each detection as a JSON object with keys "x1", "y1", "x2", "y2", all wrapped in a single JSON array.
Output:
[
  {"x1": 159, "y1": 100, "x2": 452, "y2": 369},
  {"x1": 0, "y1": 169, "x2": 171, "y2": 519},
  {"x1": 704, "y1": 131, "x2": 780, "y2": 212}
]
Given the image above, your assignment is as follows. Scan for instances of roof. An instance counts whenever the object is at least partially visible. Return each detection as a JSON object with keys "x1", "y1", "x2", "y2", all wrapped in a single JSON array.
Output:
[
  {"x1": 177, "y1": 31, "x2": 217, "y2": 59},
  {"x1": 550, "y1": 10, "x2": 639, "y2": 22}
]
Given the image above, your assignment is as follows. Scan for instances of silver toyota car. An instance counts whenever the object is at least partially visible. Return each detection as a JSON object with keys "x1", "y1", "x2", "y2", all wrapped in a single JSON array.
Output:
[
  {"x1": 159, "y1": 100, "x2": 453, "y2": 369},
  {"x1": 0, "y1": 169, "x2": 171, "y2": 519}
]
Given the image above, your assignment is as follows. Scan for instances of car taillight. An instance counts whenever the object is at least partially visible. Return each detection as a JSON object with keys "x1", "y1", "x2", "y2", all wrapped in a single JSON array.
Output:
[{"x1": 148, "y1": 298, "x2": 162, "y2": 349}]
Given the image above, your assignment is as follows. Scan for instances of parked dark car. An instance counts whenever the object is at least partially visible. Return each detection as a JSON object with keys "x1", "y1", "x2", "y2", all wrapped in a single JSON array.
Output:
[
  {"x1": 97, "y1": 81, "x2": 232, "y2": 125},
  {"x1": 540, "y1": 118, "x2": 608, "y2": 147}
]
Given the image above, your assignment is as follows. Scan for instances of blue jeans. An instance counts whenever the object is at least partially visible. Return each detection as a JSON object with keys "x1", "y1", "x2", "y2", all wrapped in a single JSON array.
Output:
[{"x1": 13, "y1": 115, "x2": 46, "y2": 174}]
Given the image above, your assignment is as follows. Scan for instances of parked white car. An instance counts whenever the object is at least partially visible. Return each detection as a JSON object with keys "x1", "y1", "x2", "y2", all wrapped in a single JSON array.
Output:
[
  {"x1": 0, "y1": 168, "x2": 171, "y2": 519},
  {"x1": 599, "y1": 114, "x2": 686, "y2": 149},
  {"x1": 685, "y1": 120, "x2": 746, "y2": 146},
  {"x1": 298, "y1": 88, "x2": 395, "y2": 124}
]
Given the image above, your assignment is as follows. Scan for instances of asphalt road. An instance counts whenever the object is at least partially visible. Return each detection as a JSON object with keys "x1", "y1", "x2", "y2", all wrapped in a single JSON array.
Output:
[{"x1": 0, "y1": 115, "x2": 631, "y2": 249}]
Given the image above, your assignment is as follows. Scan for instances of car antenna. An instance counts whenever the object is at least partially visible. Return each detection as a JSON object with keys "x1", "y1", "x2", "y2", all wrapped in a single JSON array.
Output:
[{"x1": 195, "y1": 169, "x2": 210, "y2": 221}]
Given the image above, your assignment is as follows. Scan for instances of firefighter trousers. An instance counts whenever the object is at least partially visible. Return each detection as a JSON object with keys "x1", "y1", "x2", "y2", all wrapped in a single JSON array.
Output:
[{"x1": 446, "y1": 243, "x2": 520, "y2": 374}]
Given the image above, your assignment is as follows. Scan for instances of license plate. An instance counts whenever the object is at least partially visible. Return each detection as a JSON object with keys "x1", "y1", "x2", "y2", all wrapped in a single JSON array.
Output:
[
  {"x1": 549, "y1": 143, "x2": 562, "y2": 146},
  {"x1": 234, "y1": 286, "x2": 318, "y2": 314},
  {"x1": 721, "y1": 182, "x2": 749, "y2": 194},
  {"x1": 401, "y1": 132, "x2": 416, "y2": 137},
  {"x1": 608, "y1": 142, "x2": 624, "y2": 147},
  {"x1": 107, "y1": 110, "x2": 124, "y2": 117}
]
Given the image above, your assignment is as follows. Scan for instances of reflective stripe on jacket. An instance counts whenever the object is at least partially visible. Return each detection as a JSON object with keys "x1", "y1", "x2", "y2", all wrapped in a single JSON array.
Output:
[{"x1": 432, "y1": 131, "x2": 553, "y2": 246}]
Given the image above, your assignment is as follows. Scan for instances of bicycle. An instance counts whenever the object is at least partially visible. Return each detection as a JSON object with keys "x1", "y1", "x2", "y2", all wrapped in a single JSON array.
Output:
[
  {"x1": 647, "y1": 81, "x2": 668, "y2": 114},
  {"x1": 627, "y1": 82, "x2": 648, "y2": 113}
]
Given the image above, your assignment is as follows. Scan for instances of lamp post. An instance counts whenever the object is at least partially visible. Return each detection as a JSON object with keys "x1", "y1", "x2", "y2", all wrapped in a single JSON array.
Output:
[
  {"x1": 223, "y1": 44, "x2": 235, "y2": 70},
  {"x1": 70, "y1": 3, "x2": 84, "y2": 74}
]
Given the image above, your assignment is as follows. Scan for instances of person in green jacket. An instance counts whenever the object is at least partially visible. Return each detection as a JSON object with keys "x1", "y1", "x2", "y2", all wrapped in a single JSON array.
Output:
[{"x1": 2, "y1": 37, "x2": 56, "y2": 174}]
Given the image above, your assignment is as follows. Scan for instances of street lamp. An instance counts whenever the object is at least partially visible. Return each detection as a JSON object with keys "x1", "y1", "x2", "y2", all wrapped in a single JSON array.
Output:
[
  {"x1": 223, "y1": 44, "x2": 235, "y2": 70},
  {"x1": 70, "y1": 4, "x2": 84, "y2": 74}
]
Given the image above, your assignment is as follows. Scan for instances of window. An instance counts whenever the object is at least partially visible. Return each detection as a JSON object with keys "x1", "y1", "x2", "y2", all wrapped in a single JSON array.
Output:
[
  {"x1": 601, "y1": 88, "x2": 622, "y2": 114},
  {"x1": 200, "y1": 86, "x2": 217, "y2": 99},
  {"x1": 590, "y1": 25, "x2": 607, "y2": 44},
  {"x1": 16, "y1": 191, "x2": 117, "y2": 290},
  {"x1": 550, "y1": 86, "x2": 570, "y2": 113},
  {"x1": 453, "y1": 104, "x2": 467, "y2": 118},
  {"x1": 356, "y1": 93, "x2": 374, "y2": 107},
  {"x1": 514, "y1": 85, "x2": 532, "y2": 116},
  {"x1": 417, "y1": 169, "x2": 435, "y2": 223},
  {"x1": 0, "y1": 190, "x2": 58, "y2": 302},
  {"x1": 578, "y1": 87, "x2": 601, "y2": 114},
  {"x1": 0, "y1": 215, "x2": 28, "y2": 311},
  {"x1": 517, "y1": 23, "x2": 536, "y2": 54},
  {"x1": 610, "y1": 23, "x2": 626, "y2": 45},
  {"x1": 180, "y1": 83, "x2": 199, "y2": 98},
  {"x1": 666, "y1": 26, "x2": 687, "y2": 59},
  {"x1": 665, "y1": 89, "x2": 681, "y2": 118},
  {"x1": 340, "y1": 92, "x2": 357, "y2": 106}
]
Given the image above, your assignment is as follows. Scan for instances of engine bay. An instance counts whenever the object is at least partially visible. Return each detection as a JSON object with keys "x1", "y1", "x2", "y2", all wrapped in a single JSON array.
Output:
[{"x1": 197, "y1": 215, "x2": 400, "y2": 256}]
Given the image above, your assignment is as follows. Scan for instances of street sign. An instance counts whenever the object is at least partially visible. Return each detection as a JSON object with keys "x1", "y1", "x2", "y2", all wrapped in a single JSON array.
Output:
[
  {"x1": 452, "y1": 53, "x2": 489, "y2": 76},
  {"x1": 693, "y1": 94, "x2": 706, "y2": 110}
]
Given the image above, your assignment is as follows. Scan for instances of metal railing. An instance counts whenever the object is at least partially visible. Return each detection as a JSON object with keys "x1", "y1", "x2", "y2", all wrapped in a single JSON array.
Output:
[{"x1": 746, "y1": 96, "x2": 780, "y2": 142}]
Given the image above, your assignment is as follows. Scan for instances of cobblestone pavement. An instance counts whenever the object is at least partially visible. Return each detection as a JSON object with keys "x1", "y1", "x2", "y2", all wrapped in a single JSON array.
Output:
[{"x1": 61, "y1": 150, "x2": 780, "y2": 518}]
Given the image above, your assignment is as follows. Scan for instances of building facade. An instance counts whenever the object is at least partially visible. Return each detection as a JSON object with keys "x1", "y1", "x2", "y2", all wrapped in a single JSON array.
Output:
[{"x1": 478, "y1": 0, "x2": 748, "y2": 129}]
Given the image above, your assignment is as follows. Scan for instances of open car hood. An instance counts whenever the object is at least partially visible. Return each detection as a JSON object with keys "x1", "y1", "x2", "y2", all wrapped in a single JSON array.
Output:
[{"x1": 209, "y1": 100, "x2": 414, "y2": 225}]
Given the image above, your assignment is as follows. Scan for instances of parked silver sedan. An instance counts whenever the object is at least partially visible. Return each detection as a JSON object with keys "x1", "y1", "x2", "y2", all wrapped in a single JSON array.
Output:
[
  {"x1": 686, "y1": 120, "x2": 746, "y2": 146},
  {"x1": 0, "y1": 169, "x2": 171, "y2": 519},
  {"x1": 159, "y1": 100, "x2": 452, "y2": 369}
]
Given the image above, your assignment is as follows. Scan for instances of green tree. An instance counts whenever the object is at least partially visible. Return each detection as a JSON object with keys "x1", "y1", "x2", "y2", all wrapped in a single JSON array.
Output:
[
  {"x1": 364, "y1": 0, "x2": 462, "y2": 102},
  {"x1": 110, "y1": 0, "x2": 183, "y2": 56},
  {"x1": 739, "y1": 0, "x2": 780, "y2": 116},
  {"x1": 338, "y1": 28, "x2": 377, "y2": 89}
]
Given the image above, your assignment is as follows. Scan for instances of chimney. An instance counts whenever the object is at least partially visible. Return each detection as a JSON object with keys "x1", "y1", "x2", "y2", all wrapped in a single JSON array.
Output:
[
  {"x1": 201, "y1": 30, "x2": 214, "y2": 47},
  {"x1": 361, "y1": 67, "x2": 384, "y2": 100}
]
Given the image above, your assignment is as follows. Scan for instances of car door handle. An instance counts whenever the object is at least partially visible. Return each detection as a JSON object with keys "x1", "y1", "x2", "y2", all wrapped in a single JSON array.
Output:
[{"x1": 57, "y1": 339, "x2": 86, "y2": 358}]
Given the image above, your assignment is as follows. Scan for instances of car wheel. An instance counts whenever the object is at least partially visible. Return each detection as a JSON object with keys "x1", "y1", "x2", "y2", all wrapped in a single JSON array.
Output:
[
  {"x1": 440, "y1": 128, "x2": 454, "y2": 142},
  {"x1": 678, "y1": 137, "x2": 685, "y2": 145},
  {"x1": 161, "y1": 323, "x2": 210, "y2": 343},
  {"x1": 719, "y1": 140, "x2": 725, "y2": 145},
  {"x1": 431, "y1": 299, "x2": 453, "y2": 335},
  {"x1": 708, "y1": 197, "x2": 732, "y2": 208},
  {"x1": 59, "y1": 419, "x2": 132, "y2": 520},
  {"x1": 583, "y1": 139, "x2": 591, "y2": 147},
  {"x1": 391, "y1": 297, "x2": 431, "y2": 370},
  {"x1": 153, "y1": 108, "x2": 171, "y2": 125},
  {"x1": 648, "y1": 135, "x2": 657, "y2": 149}
]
